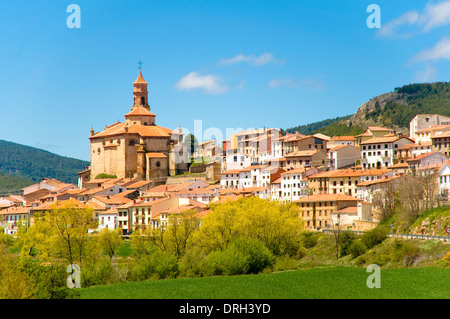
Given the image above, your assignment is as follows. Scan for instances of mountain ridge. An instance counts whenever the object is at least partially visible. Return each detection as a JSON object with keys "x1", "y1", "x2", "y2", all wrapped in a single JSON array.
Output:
[
  {"x1": 285, "y1": 82, "x2": 450, "y2": 136},
  {"x1": 0, "y1": 139, "x2": 89, "y2": 195}
]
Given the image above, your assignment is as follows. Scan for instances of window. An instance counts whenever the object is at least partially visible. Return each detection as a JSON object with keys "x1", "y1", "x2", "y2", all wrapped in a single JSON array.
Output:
[{"x1": 141, "y1": 97, "x2": 145, "y2": 105}]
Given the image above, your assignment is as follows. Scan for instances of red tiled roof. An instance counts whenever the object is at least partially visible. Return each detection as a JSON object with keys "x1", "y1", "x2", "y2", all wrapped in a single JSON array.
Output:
[
  {"x1": 125, "y1": 106, "x2": 156, "y2": 117},
  {"x1": 295, "y1": 194, "x2": 359, "y2": 202}
]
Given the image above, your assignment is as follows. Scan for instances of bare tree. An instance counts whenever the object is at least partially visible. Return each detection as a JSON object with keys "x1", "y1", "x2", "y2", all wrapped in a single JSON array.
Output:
[
  {"x1": 330, "y1": 213, "x2": 344, "y2": 260},
  {"x1": 372, "y1": 178, "x2": 400, "y2": 221},
  {"x1": 398, "y1": 174, "x2": 424, "y2": 220},
  {"x1": 417, "y1": 171, "x2": 439, "y2": 210}
]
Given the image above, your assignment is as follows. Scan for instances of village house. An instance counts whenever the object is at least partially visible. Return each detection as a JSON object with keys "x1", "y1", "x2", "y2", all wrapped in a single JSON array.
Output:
[
  {"x1": 307, "y1": 168, "x2": 393, "y2": 196},
  {"x1": 283, "y1": 134, "x2": 328, "y2": 156},
  {"x1": 89, "y1": 191, "x2": 135, "y2": 210},
  {"x1": 98, "y1": 208, "x2": 118, "y2": 231},
  {"x1": 125, "y1": 196, "x2": 207, "y2": 231},
  {"x1": 270, "y1": 177, "x2": 282, "y2": 201},
  {"x1": 327, "y1": 135, "x2": 356, "y2": 149},
  {"x1": 279, "y1": 168, "x2": 309, "y2": 202},
  {"x1": 409, "y1": 114, "x2": 450, "y2": 140},
  {"x1": 224, "y1": 152, "x2": 252, "y2": 171},
  {"x1": 139, "y1": 180, "x2": 208, "y2": 201},
  {"x1": 76, "y1": 183, "x2": 128, "y2": 203},
  {"x1": 430, "y1": 131, "x2": 450, "y2": 157},
  {"x1": 234, "y1": 128, "x2": 280, "y2": 163},
  {"x1": 0, "y1": 195, "x2": 25, "y2": 210},
  {"x1": 407, "y1": 151, "x2": 448, "y2": 173},
  {"x1": 354, "y1": 126, "x2": 395, "y2": 146},
  {"x1": 326, "y1": 145, "x2": 361, "y2": 170},
  {"x1": 194, "y1": 139, "x2": 221, "y2": 160},
  {"x1": 284, "y1": 149, "x2": 326, "y2": 171},
  {"x1": 0, "y1": 206, "x2": 30, "y2": 235},
  {"x1": 438, "y1": 160, "x2": 450, "y2": 200},
  {"x1": 397, "y1": 142, "x2": 432, "y2": 163},
  {"x1": 174, "y1": 187, "x2": 216, "y2": 204},
  {"x1": 360, "y1": 133, "x2": 414, "y2": 169},
  {"x1": 220, "y1": 164, "x2": 283, "y2": 189},
  {"x1": 22, "y1": 178, "x2": 78, "y2": 205},
  {"x1": 355, "y1": 174, "x2": 405, "y2": 204},
  {"x1": 295, "y1": 194, "x2": 372, "y2": 231},
  {"x1": 413, "y1": 124, "x2": 450, "y2": 144}
]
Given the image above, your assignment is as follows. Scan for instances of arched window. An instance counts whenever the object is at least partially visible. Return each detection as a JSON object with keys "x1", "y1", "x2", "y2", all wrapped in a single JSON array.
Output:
[
  {"x1": 141, "y1": 97, "x2": 145, "y2": 105},
  {"x1": 129, "y1": 140, "x2": 136, "y2": 146}
]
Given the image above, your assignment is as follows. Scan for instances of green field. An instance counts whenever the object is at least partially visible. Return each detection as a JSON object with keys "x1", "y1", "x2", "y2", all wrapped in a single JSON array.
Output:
[{"x1": 80, "y1": 266, "x2": 450, "y2": 299}]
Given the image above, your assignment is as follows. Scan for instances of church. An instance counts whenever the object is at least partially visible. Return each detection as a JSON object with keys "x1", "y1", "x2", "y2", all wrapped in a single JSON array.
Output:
[{"x1": 81, "y1": 70, "x2": 188, "y2": 185}]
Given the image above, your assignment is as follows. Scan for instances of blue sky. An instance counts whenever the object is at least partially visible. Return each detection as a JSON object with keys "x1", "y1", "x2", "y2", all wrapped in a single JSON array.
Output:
[{"x1": 1, "y1": 0, "x2": 450, "y2": 161}]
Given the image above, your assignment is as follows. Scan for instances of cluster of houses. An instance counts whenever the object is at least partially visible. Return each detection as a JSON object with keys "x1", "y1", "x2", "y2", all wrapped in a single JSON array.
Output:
[{"x1": 1, "y1": 114, "x2": 450, "y2": 235}]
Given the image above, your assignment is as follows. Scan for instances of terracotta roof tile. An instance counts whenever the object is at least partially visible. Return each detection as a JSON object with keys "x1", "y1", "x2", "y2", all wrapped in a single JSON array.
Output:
[{"x1": 294, "y1": 194, "x2": 359, "y2": 202}]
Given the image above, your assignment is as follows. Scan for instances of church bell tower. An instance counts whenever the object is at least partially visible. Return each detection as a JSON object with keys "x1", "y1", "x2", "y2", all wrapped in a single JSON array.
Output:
[{"x1": 132, "y1": 67, "x2": 150, "y2": 111}]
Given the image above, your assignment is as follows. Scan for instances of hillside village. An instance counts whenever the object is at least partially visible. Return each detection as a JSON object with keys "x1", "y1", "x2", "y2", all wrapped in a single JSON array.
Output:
[{"x1": 1, "y1": 72, "x2": 450, "y2": 237}]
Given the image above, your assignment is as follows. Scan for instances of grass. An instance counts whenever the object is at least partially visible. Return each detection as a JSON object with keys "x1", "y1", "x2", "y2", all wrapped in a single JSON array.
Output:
[{"x1": 79, "y1": 266, "x2": 450, "y2": 299}]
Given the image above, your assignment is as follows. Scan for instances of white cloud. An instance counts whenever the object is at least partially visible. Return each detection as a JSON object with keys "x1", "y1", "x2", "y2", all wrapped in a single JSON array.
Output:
[
  {"x1": 421, "y1": 1, "x2": 450, "y2": 32},
  {"x1": 413, "y1": 65, "x2": 438, "y2": 82},
  {"x1": 413, "y1": 37, "x2": 450, "y2": 62},
  {"x1": 376, "y1": 10, "x2": 419, "y2": 38},
  {"x1": 377, "y1": 1, "x2": 450, "y2": 38},
  {"x1": 175, "y1": 72, "x2": 229, "y2": 94},
  {"x1": 219, "y1": 53, "x2": 283, "y2": 66}
]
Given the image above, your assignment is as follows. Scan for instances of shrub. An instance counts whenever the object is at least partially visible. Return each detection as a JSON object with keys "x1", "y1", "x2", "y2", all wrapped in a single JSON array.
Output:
[
  {"x1": 81, "y1": 256, "x2": 116, "y2": 287},
  {"x1": 128, "y1": 250, "x2": 179, "y2": 281},
  {"x1": 392, "y1": 239, "x2": 421, "y2": 266},
  {"x1": 300, "y1": 232, "x2": 319, "y2": 248},
  {"x1": 361, "y1": 227, "x2": 388, "y2": 249},
  {"x1": 204, "y1": 239, "x2": 274, "y2": 276},
  {"x1": 272, "y1": 255, "x2": 299, "y2": 271},
  {"x1": 178, "y1": 246, "x2": 208, "y2": 278},
  {"x1": 95, "y1": 173, "x2": 117, "y2": 179},
  {"x1": 347, "y1": 240, "x2": 367, "y2": 259},
  {"x1": 339, "y1": 231, "x2": 357, "y2": 258}
]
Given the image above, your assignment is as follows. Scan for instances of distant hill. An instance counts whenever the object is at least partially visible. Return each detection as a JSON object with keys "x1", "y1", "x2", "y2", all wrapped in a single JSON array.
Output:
[
  {"x1": 0, "y1": 172, "x2": 34, "y2": 196},
  {"x1": 285, "y1": 115, "x2": 356, "y2": 135},
  {"x1": 285, "y1": 82, "x2": 450, "y2": 137},
  {"x1": 0, "y1": 140, "x2": 89, "y2": 195},
  {"x1": 345, "y1": 82, "x2": 450, "y2": 133}
]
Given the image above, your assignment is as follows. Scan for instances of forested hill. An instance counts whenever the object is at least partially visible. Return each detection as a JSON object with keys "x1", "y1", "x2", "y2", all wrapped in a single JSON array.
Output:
[
  {"x1": 0, "y1": 140, "x2": 89, "y2": 193},
  {"x1": 284, "y1": 82, "x2": 450, "y2": 137},
  {"x1": 347, "y1": 82, "x2": 450, "y2": 132}
]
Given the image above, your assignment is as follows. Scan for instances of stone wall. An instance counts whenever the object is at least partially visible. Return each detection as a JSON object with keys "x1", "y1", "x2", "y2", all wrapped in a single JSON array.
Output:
[{"x1": 189, "y1": 163, "x2": 206, "y2": 173}]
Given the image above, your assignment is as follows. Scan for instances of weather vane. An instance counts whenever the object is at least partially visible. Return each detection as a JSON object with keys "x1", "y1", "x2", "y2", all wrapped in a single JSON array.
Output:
[{"x1": 137, "y1": 60, "x2": 143, "y2": 71}]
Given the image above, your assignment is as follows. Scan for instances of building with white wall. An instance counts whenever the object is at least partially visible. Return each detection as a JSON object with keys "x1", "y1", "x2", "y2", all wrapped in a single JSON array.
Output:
[
  {"x1": 280, "y1": 168, "x2": 309, "y2": 202},
  {"x1": 438, "y1": 160, "x2": 450, "y2": 200},
  {"x1": 360, "y1": 134, "x2": 414, "y2": 169}
]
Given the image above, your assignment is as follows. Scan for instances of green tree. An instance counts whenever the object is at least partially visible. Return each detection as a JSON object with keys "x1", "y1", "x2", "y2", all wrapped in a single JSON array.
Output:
[
  {"x1": 197, "y1": 197, "x2": 304, "y2": 256},
  {"x1": 97, "y1": 228, "x2": 123, "y2": 259},
  {"x1": 183, "y1": 133, "x2": 199, "y2": 157},
  {"x1": 148, "y1": 210, "x2": 201, "y2": 260},
  {"x1": 20, "y1": 202, "x2": 97, "y2": 266}
]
